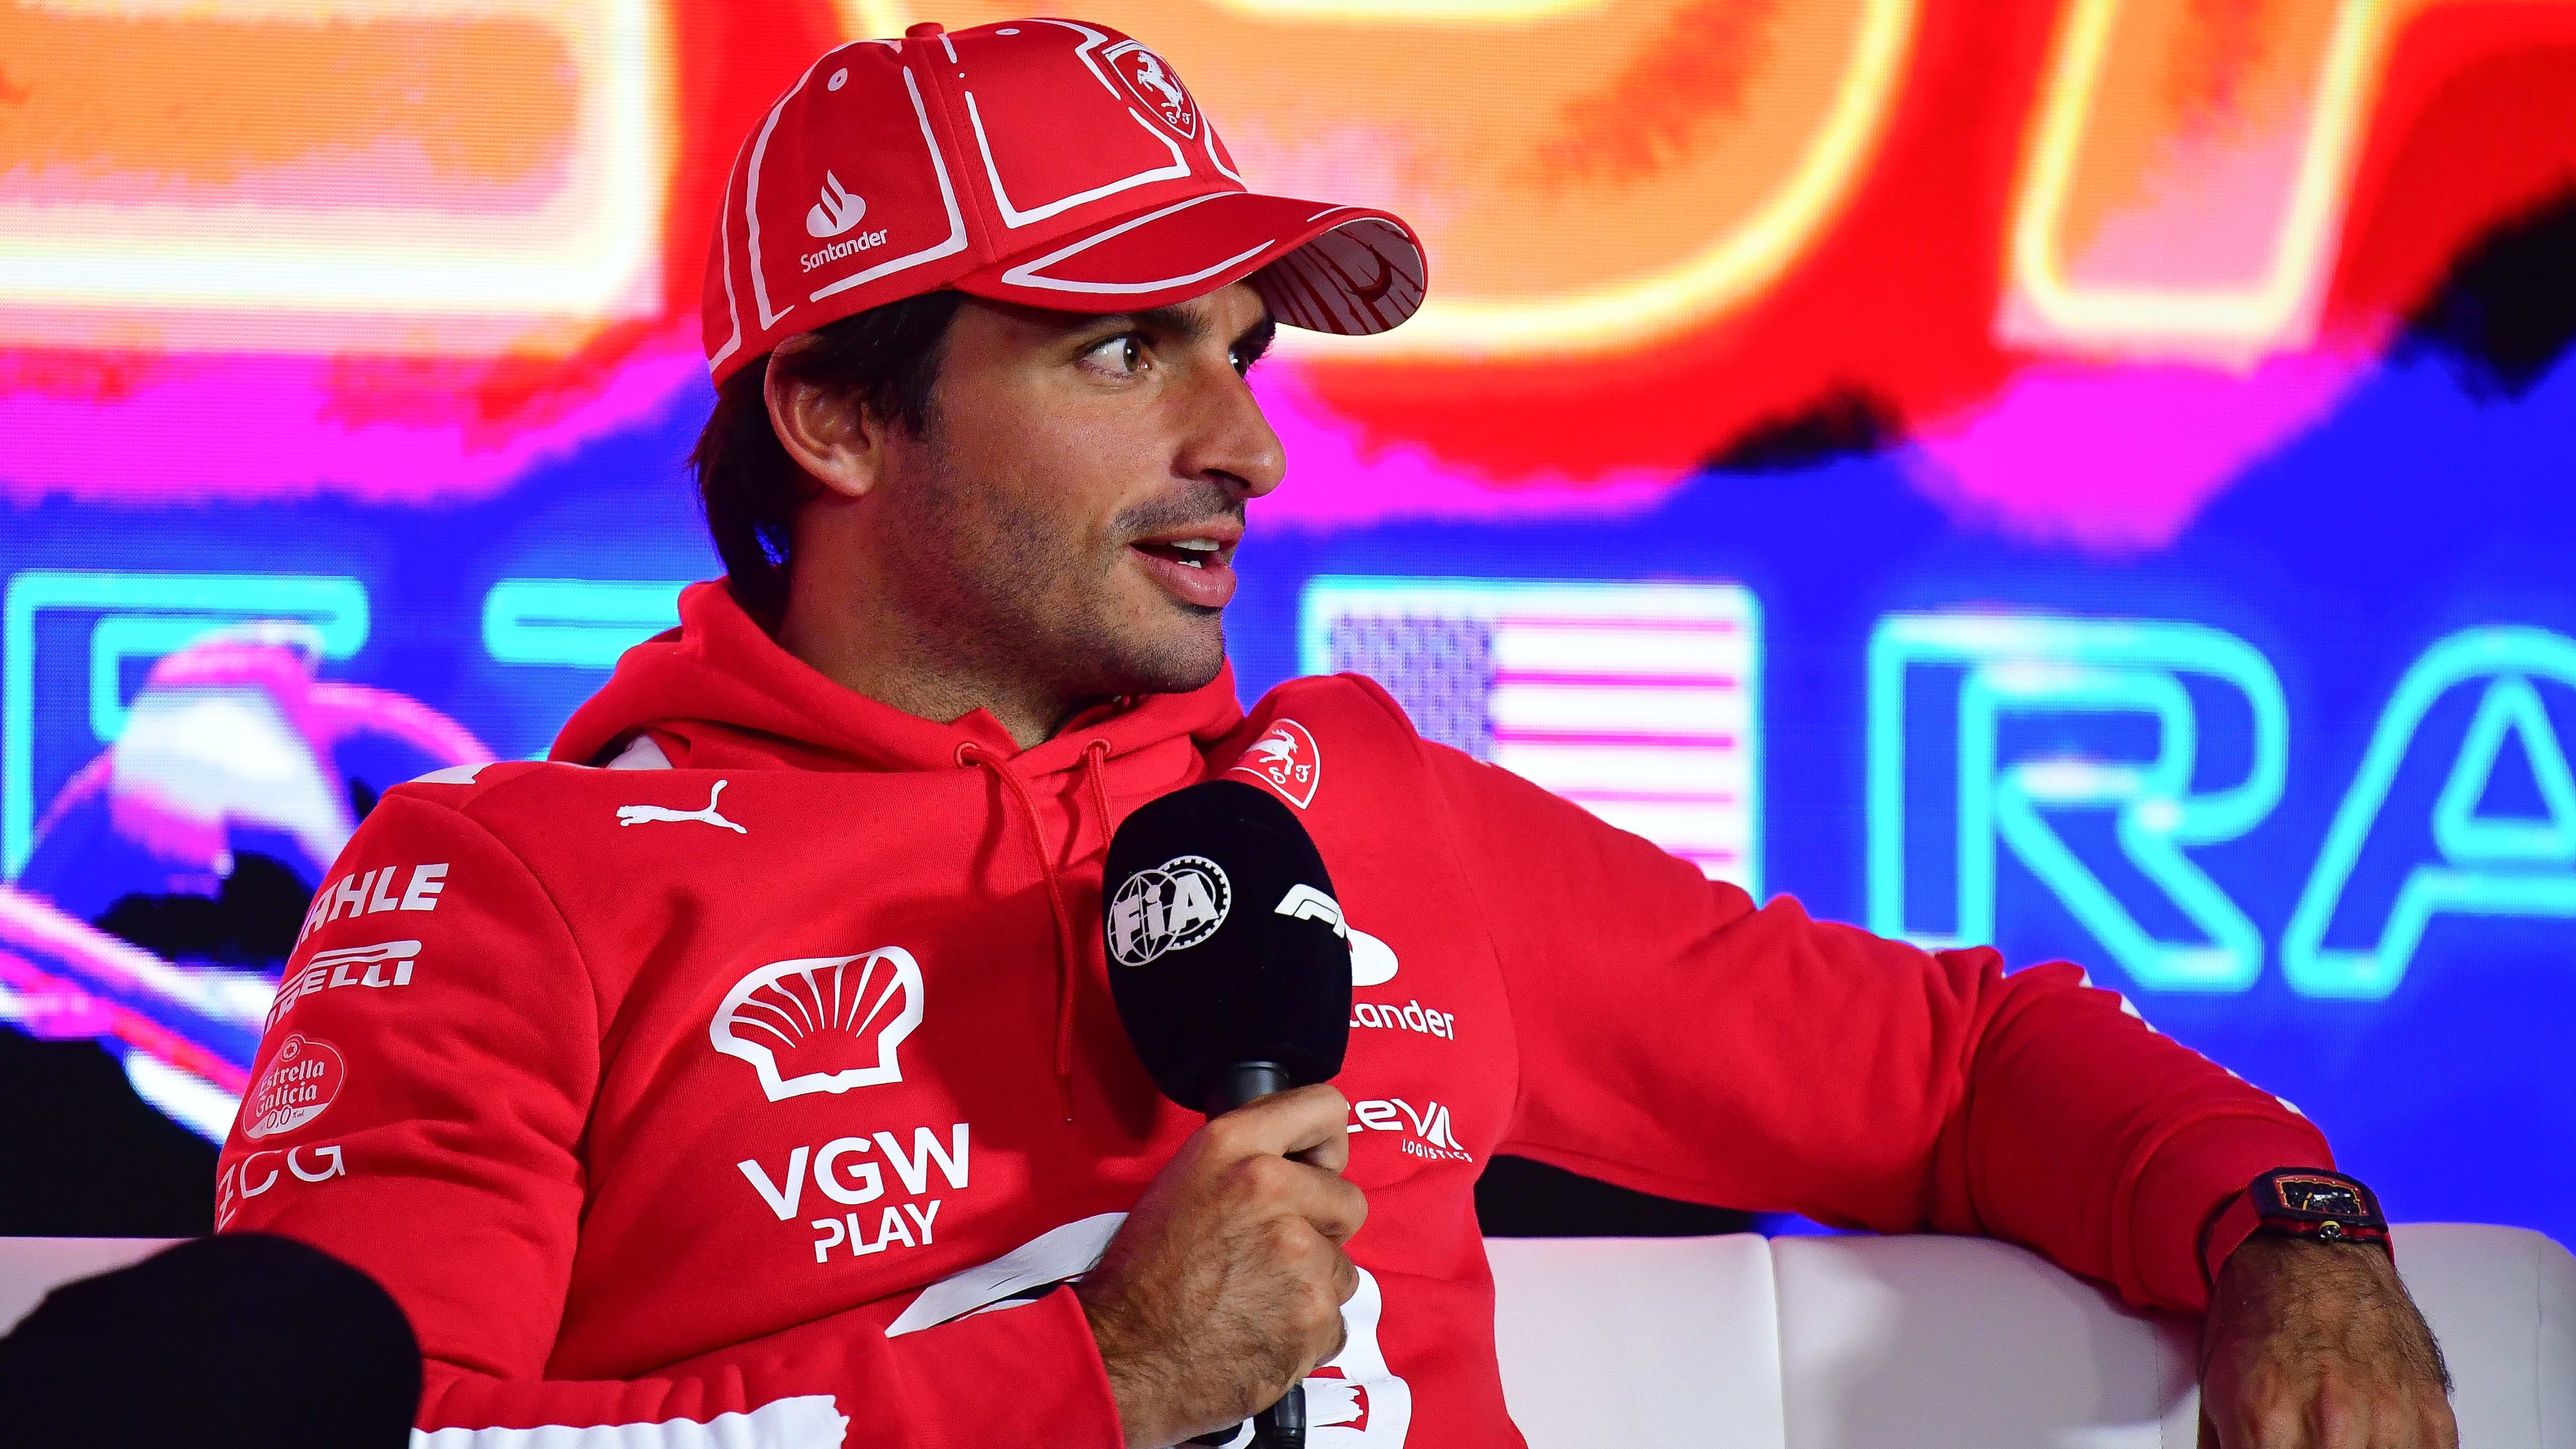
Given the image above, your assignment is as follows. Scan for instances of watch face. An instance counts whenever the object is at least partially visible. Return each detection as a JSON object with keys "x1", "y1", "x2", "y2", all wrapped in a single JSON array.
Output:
[{"x1": 2274, "y1": 1174, "x2": 2367, "y2": 1220}]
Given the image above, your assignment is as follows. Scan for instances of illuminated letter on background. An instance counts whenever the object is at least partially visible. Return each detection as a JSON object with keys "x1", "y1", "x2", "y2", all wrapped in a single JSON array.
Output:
[
  {"x1": 3, "y1": 572, "x2": 370, "y2": 879},
  {"x1": 1868, "y1": 613, "x2": 2286, "y2": 991},
  {"x1": 2284, "y1": 628, "x2": 2576, "y2": 1000},
  {"x1": 2003, "y1": 0, "x2": 2565, "y2": 361}
]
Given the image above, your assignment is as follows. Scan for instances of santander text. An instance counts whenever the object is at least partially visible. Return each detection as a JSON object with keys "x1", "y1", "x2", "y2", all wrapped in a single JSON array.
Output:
[{"x1": 1351, "y1": 997, "x2": 1454, "y2": 1040}]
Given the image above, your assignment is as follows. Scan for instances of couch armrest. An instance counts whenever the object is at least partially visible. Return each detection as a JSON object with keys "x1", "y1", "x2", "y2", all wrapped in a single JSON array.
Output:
[{"x1": 0, "y1": 1236, "x2": 178, "y2": 1335}]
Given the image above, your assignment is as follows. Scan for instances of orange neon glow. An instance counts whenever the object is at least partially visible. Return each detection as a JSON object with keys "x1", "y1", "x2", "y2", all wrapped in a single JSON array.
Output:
[
  {"x1": 2004, "y1": 0, "x2": 2574, "y2": 363},
  {"x1": 852, "y1": 0, "x2": 1917, "y2": 361},
  {"x1": 0, "y1": 0, "x2": 674, "y2": 357}
]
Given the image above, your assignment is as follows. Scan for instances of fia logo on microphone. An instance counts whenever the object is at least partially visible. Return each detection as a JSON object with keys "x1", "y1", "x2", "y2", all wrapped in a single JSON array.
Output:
[{"x1": 1107, "y1": 855, "x2": 1231, "y2": 966}]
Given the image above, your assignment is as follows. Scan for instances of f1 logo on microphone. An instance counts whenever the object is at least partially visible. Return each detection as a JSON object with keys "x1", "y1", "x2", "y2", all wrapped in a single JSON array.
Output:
[
  {"x1": 1274, "y1": 883, "x2": 1345, "y2": 936},
  {"x1": 1276, "y1": 885, "x2": 1400, "y2": 988}
]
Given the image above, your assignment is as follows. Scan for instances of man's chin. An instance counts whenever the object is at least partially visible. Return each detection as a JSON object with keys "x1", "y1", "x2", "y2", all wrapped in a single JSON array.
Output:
[{"x1": 1091, "y1": 622, "x2": 1229, "y2": 699}]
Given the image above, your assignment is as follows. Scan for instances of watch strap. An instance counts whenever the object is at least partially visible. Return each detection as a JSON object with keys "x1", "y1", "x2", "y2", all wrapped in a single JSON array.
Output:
[{"x1": 2202, "y1": 1167, "x2": 2393, "y2": 1290}]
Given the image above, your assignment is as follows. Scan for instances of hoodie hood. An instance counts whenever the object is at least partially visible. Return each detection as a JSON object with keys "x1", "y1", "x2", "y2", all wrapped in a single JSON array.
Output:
[
  {"x1": 552, "y1": 580, "x2": 1247, "y2": 779},
  {"x1": 554, "y1": 582, "x2": 1255, "y2": 1124}
]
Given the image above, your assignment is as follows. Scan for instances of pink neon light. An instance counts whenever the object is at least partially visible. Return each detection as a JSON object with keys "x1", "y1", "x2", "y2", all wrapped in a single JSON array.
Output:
[
  {"x1": 1902, "y1": 349, "x2": 2369, "y2": 553},
  {"x1": 0, "y1": 332, "x2": 704, "y2": 506},
  {"x1": 0, "y1": 904, "x2": 252, "y2": 1093},
  {"x1": 1250, "y1": 370, "x2": 1688, "y2": 529}
]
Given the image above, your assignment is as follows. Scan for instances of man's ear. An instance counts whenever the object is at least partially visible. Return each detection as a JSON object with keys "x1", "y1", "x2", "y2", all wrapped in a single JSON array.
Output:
[{"x1": 765, "y1": 336, "x2": 884, "y2": 502}]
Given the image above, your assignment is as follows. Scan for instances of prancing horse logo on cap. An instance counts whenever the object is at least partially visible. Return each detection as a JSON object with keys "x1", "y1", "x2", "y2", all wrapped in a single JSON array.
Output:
[{"x1": 1107, "y1": 43, "x2": 1198, "y2": 140}]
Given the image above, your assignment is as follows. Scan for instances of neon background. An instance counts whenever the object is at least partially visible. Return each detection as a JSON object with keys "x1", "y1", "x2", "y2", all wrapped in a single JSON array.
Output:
[{"x1": 2, "y1": 0, "x2": 2572, "y2": 1243}]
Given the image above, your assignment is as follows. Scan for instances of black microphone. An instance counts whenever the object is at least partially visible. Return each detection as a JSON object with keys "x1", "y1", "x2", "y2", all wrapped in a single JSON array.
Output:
[{"x1": 1102, "y1": 778, "x2": 1353, "y2": 1449}]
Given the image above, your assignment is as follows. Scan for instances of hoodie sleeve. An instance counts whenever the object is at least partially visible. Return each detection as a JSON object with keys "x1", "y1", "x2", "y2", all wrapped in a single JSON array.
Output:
[
  {"x1": 215, "y1": 789, "x2": 1124, "y2": 1448},
  {"x1": 1403, "y1": 714, "x2": 2331, "y2": 1314}
]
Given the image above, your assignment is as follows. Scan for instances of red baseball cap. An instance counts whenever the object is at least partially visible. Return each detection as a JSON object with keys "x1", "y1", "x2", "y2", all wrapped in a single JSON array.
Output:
[{"x1": 703, "y1": 17, "x2": 1428, "y2": 383}]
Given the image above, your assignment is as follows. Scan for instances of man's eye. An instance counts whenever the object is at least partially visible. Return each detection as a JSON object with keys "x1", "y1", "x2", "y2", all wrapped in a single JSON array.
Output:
[{"x1": 1085, "y1": 334, "x2": 1145, "y2": 374}]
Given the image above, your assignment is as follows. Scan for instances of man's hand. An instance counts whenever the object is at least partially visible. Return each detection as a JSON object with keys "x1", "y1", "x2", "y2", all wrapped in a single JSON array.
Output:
[
  {"x1": 1078, "y1": 1085, "x2": 1368, "y2": 1449},
  {"x1": 2199, "y1": 1235, "x2": 2457, "y2": 1449}
]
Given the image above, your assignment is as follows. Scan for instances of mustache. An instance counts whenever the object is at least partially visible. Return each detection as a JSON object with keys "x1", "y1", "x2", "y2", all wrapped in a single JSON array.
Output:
[{"x1": 1112, "y1": 480, "x2": 1246, "y2": 542}]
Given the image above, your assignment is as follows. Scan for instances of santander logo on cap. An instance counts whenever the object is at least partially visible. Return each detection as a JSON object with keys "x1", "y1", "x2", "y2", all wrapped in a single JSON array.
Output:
[
  {"x1": 703, "y1": 16, "x2": 1428, "y2": 383},
  {"x1": 805, "y1": 171, "x2": 868, "y2": 239}
]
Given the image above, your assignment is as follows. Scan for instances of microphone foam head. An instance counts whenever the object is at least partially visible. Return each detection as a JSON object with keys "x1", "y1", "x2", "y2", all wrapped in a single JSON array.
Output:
[{"x1": 1102, "y1": 779, "x2": 1352, "y2": 1111}]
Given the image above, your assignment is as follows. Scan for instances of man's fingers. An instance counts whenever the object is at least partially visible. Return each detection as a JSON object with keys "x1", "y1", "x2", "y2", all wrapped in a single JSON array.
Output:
[
  {"x1": 1289, "y1": 1111, "x2": 1351, "y2": 1176},
  {"x1": 2305, "y1": 1382, "x2": 2371, "y2": 1449},
  {"x1": 1278, "y1": 1161, "x2": 1369, "y2": 1243},
  {"x1": 2375, "y1": 1393, "x2": 2458, "y2": 1449},
  {"x1": 1211, "y1": 1085, "x2": 1352, "y2": 1167}
]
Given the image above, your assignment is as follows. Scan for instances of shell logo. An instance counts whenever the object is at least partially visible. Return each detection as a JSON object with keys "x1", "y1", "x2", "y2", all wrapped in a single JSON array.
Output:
[{"x1": 711, "y1": 947, "x2": 925, "y2": 1102}]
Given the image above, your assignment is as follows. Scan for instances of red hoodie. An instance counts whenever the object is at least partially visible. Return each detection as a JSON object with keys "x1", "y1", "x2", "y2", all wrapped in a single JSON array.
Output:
[{"x1": 216, "y1": 580, "x2": 2330, "y2": 1448}]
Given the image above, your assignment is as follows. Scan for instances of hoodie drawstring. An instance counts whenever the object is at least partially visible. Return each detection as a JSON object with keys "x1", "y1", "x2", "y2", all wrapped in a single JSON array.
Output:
[
  {"x1": 1082, "y1": 738, "x2": 1115, "y2": 847},
  {"x1": 958, "y1": 740, "x2": 1116, "y2": 1122}
]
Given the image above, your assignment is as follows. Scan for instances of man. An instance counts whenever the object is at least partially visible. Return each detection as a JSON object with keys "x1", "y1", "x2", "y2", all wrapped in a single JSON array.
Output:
[{"x1": 217, "y1": 18, "x2": 2456, "y2": 1448}]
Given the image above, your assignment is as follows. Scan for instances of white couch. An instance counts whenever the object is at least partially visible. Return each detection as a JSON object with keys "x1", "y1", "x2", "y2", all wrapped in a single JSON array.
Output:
[
  {"x1": 1489, "y1": 1225, "x2": 2576, "y2": 1448},
  {"x1": 5, "y1": 1226, "x2": 2570, "y2": 1445}
]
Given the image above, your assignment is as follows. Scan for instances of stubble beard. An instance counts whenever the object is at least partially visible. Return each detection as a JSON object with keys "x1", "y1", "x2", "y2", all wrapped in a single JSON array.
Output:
[{"x1": 900, "y1": 442, "x2": 1233, "y2": 707}]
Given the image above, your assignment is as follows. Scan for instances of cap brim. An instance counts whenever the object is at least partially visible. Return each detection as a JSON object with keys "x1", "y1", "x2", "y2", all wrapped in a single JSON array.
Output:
[{"x1": 953, "y1": 191, "x2": 1427, "y2": 336}]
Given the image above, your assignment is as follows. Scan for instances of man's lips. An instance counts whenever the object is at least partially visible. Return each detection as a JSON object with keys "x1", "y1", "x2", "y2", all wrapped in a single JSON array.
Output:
[{"x1": 1128, "y1": 528, "x2": 1241, "y2": 609}]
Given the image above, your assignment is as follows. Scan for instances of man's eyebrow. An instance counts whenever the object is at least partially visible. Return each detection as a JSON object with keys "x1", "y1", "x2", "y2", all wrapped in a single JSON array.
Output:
[
  {"x1": 1073, "y1": 306, "x2": 1273, "y2": 356},
  {"x1": 1124, "y1": 304, "x2": 1211, "y2": 345}
]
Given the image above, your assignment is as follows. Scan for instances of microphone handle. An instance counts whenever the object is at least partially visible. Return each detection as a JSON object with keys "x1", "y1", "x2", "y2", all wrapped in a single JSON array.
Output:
[
  {"x1": 1203, "y1": 1061, "x2": 1305, "y2": 1449},
  {"x1": 1203, "y1": 1061, "x2": 1294, "y2": 1117}
]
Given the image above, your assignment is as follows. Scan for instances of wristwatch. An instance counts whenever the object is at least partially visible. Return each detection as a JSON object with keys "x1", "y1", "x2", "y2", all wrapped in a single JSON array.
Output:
[{"x1": 2203, "y1": 1167, "x2": 2393, "y2": 1288}]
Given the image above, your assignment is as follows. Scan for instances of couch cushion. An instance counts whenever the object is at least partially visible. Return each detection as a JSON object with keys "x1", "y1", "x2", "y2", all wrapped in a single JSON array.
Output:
[
  {"x1": 1772, "y1": 1234, "x2": 2196, "y2": 1449},
  {"x1": 1489, "y1": 1234, "x2": 1787, "y2": 1448},
  {"x1": 2386, "y1": 1224, "x2": 2576, "y2": 1448}
]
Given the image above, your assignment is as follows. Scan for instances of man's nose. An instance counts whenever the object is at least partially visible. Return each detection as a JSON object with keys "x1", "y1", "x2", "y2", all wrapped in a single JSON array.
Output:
[{"x1": 1178, "y1": 360, "x2": 1286, "y2": 501}]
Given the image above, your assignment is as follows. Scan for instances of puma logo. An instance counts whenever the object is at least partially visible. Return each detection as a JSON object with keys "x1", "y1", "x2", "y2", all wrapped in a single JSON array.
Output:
[{"x1": 616, "y1": 780, "x2": 747, "y2": 834}]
